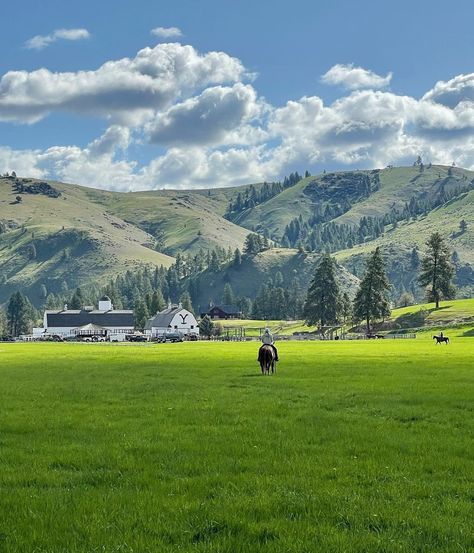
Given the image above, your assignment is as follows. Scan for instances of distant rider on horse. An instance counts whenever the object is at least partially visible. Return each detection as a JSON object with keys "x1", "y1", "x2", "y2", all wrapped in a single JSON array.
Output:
[{"x1": 258, "y1": 328, "x2": 279, "y2": 363}]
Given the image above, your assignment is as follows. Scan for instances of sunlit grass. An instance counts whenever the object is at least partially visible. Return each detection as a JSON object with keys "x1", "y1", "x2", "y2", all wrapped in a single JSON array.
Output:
[{"x1": 0, "y1": 339, "x2": 473, "y2": 552}]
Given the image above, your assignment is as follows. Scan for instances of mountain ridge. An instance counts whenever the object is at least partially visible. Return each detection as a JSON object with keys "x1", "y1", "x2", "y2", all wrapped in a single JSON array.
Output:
[{"x1": 1, "y1": 163, "x2": 472, "y2": 306}]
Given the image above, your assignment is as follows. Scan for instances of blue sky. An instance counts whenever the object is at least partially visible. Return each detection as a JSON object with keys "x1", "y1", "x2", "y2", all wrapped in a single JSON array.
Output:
[{"x1": 1, "y1": 0, "x2": 474, "y2": 190}]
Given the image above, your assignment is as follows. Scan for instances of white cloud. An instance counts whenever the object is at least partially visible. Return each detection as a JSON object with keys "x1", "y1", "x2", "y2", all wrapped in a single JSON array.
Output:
[
  {"x1": 321, "y1": 63, "x2": 392, "y2": 90},
  {"x1": 25, "y1": 28, "x2": 90, "y2": 50},
  {"x1": 422, "y1": 72, "x2": 474, "y2": 108},
  {"x1": 151, "y1": 26, "x2": 183, "y2": 39},
  {"x1": 0, "y1": 43, "x2": 247, "y2": 125},
  {"x1": 147, "y1": 83, "x2": 265, "y2": 146},
  {"x1": 2, "y1": 44, "x2": 474, "y2": 190}
]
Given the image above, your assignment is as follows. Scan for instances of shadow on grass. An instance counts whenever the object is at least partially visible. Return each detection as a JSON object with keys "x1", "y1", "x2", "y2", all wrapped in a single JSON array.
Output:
[{"x1": 395, "y1": 305, "x2": 451, "y2": 328}]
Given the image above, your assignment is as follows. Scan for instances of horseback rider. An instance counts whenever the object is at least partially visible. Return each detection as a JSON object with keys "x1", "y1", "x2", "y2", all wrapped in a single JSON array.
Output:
[{"x1": 258, "y1": 328, "x2": 279, "y2": 362}]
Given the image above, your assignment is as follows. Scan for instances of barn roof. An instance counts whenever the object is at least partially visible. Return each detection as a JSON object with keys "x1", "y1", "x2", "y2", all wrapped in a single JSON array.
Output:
[
  {"x1": 145, "y1": 306, "x2": 193, "y2": 330},
  {"x1": 46, "y1": 310, "x2": 134, "y2": 328}
]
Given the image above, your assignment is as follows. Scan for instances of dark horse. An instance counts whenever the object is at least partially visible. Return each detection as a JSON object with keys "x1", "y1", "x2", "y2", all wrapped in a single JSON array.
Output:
[
  {"x1": 433, "y1": 335, "x2": 449, "y2": 344},
  {"x1": 259, "y1": 344, "x2": 276, "y2": 375}
]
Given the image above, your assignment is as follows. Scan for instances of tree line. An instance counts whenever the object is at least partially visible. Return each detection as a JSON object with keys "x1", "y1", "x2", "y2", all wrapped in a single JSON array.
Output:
[
  {"x1": 224, "y1": 171, "x2": 309, "y2": 219},
  {"x1": 303, "y1": 232, "x2": 455, "y2": 333}
]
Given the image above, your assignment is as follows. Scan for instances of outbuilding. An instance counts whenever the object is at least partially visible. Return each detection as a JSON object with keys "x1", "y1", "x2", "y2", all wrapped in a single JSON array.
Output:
[
  {"x1": 200, "y1": 304, "x2": 242, "y2": 320},
  {"x1": 36, "y1": 296, "x2": 134, "y2": 341},
  {"x1": 144, "y1": 303, "x2": 199, "y2": 339}
]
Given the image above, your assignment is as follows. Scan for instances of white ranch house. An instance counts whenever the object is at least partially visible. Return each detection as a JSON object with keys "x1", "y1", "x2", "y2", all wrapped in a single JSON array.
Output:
[
  {"x1": 34, "y1": 296, "x2": 134, "y2": 341},
  {"x1": 144, "y1": 304, "x2": 199, "y2": 338}
]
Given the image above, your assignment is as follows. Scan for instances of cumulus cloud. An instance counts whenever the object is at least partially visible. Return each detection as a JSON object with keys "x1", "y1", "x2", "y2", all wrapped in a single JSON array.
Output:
[
  {"x1": 151, "y1": 26, "x2": 183, "y2": 39},
  {"x1": 321, "y1": 63, "x2": 392, "y2": 90},
  {"x1": 147, "y1": 83, "x2": 265, "y2": 146},
  {"x1": 25, "y1": 28, "x2": 90, "y2": 50},
  {"x1": 422, "y1": 72, "x2": 474, "y2": 108},
  {"x1": 0, "y1": 43, "x2": 247, "y2": 124},
  {"x1": 2, "y1": 43, "x2": 474, "y2": 191}
]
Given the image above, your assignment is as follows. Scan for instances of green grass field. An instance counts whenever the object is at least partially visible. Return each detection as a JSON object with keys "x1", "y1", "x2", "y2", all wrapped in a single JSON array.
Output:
[{"x1": 1, "y1": 337, "x2": 473, "y2": 552}]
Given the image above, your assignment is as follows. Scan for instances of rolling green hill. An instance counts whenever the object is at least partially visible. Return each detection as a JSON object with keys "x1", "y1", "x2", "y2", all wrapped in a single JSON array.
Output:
[{"x1": 0, "y1": 163, "x2": 472, "y2": 307}]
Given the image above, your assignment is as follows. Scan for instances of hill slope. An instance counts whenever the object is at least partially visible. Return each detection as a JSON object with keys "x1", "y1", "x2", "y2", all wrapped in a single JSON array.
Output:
[
  {"x1": 0, "y1": 177, "x2": 174, "y2": 303},
  {"x1": 1, "y1": 163, "x2": 473, "y2": 307}
]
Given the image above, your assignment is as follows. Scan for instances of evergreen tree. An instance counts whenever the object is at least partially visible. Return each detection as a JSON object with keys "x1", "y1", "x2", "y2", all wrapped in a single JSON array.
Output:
[
  {"x1": 150, "y1": 289, "x2": 165, "y2": 314},
  {"x1": 459, "y1": 219, "x2": 467, "y2": 233},
  {"x1": 222, "y1": 283, "x2": 235, "y2": 305},
  {"x1": 303, "y1": 254, "x2": 340, "y2": 327},
  {"x1": 69, "y1": 287, "x2": 84, "y2": 309},
  {"x1": 198, "y1": 315, "x2": 214, "y2": 339},
  {"x1": 0, "y1": 308, "x2": 7, "y2": 338},
  {"x1": 353, "y1": 247, "x2": 391, "y2": 333},
  {"x1": 233, "y1": 248, "x2": 242, "y2": 266},
  {"x1": 209, "y1": 250, "x2": 220, "y2": 272},
  {"x1": 134, "y1": 300, "x2": 149, "y2": 331},
  {"x1": 6, "y1": 291, "x2": 31, "y2": 336},
  {"x1": 180, "y1": 291, "x2": 193, "y2": 312},
  {"x1": 418, "y1": 232, "x2": 455, "y2": 308},
  {"x1": 340, "y1": 292, "x2": 352, "y2": 323}
]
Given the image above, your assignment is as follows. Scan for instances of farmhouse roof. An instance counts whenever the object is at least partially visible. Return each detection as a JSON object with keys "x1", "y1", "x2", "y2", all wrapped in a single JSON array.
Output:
[
  {"x1": 208, "y1": 304, "x2": 241, "y2": 315},
  {"x1": 145, "y1": 306, "x2": 190, "y2": 330},
  {"x1": 46, "y1": 309, "x2": 134, "y2": 328}
]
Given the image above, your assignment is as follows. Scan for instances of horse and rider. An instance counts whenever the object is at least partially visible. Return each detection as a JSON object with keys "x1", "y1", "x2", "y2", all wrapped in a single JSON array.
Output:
[
  {"x1": 258, "y1": 328, "x2": 279, "y2": 374},
  {"x1": 433, "y1": 331, "x2": 449, "y2": 344}
]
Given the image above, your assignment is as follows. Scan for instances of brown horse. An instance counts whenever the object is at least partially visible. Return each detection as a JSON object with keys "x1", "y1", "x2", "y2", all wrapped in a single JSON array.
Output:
[{"x1": 259, "y1": 344, "x2": 276, "y2": 375}]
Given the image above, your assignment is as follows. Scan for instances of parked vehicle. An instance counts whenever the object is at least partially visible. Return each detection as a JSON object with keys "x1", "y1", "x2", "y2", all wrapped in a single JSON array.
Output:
[
  {"x1": 126, "y1": 334, "x2": 148, "y2": 342},
  {"x1": 158, "y1": 332, "x2": 183, "y2": 343}
]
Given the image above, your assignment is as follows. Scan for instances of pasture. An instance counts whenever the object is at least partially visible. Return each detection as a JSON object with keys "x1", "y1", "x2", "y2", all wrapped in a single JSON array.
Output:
[{"x1": 0, "y1": 335, "x2": 473, "y2": 552}]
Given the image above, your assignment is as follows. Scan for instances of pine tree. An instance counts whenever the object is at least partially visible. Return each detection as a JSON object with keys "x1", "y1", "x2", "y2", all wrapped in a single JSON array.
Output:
[
  {"x1": 198, "y1": 315, "x2": 214, "y2": 339},
  {"x1": 180, "y1": 291, "x2": 193, "y2": 312},
  {"x1": 150, "y1": 289, "x2": 165, "y2": 314},
  {"x1": 209, "y1": 250, "x2": 220, "y2": 272},
  {"x1": 6, "y1": 291, "x2": 31, "y2": 336},
  {"x1": 459, "y1": 219, "x2": 467, "y2": 233},
  {"x1": 233, "y1": 248, "x2": 242, "y2": 266},
  {"x1": 134, "y1": 300, "x2": 149, "y2": 331},
  {"x1": 222, "y1": 283, "x2": 235, "y2": 305},
  {"x1": 418, "y1": 232, "x2": 455, "y2": 308},
  {"x1": 69, "y1": 287, "x2": 84, "y2": 309},
  {"x1": 353, "y1": 247, "x2": 391, "y2": 333},
  {"x1": 303, "y1": 254, "x2": 340, "y2": 327},
  {"x1": 340, "y1": 292, "x2": 352, "y2": 323}
]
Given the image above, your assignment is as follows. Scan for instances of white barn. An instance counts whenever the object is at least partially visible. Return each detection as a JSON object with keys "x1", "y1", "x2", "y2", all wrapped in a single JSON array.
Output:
[
  {"x1": 35, "y1": 296, "x2": 134, "y2": 341},
  {"x1": 144, "y1": 304, "x2": 199, "y2": 339}
]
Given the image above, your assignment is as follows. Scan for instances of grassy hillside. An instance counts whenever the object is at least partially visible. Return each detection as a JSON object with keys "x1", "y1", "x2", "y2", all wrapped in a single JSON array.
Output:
[
  {"x1": 189, "y1": 248, "x2": 360, "y2": 312},
  {"x1": 101, "y1": 188, "x2": 248, "y2": 255},
  {"x1": 1, "y1": 340, "x2": 473, "y2": 552},
  {"x1": 232, "y1": 165, "x2": 474, "y2": 241},
  {"x1": 0, "y1": 177, "x2": 174, "y2": 304},
  {"x1": 1, "y1": 164, "x2": 472, "y2": 307},
  {"x1": 390, "y1": 298, "x2": 474, "y2": 329},
  {"x1": 335, "y1": 188, "x2": 474, "y2": 299}
]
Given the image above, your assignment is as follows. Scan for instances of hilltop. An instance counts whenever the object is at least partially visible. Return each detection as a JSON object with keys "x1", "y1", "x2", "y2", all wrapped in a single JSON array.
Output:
[{"x1": 0, "y1": 163, "x2": 472, "y2": 306}]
